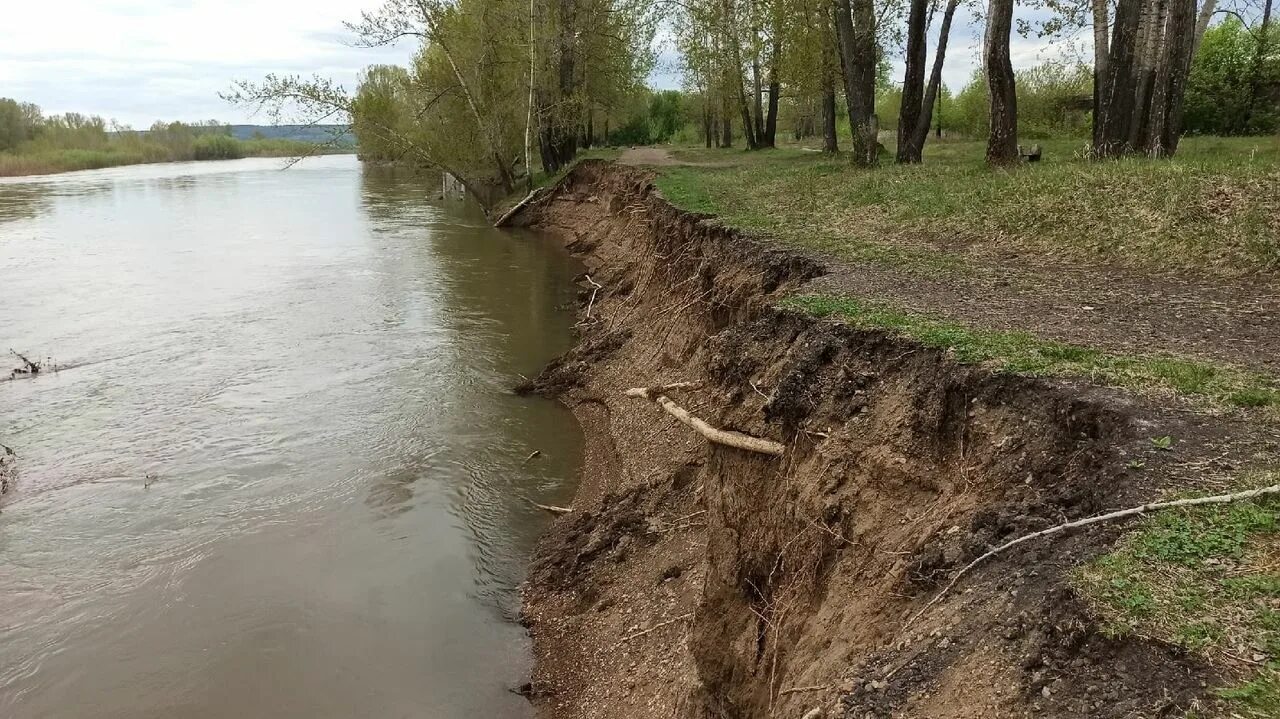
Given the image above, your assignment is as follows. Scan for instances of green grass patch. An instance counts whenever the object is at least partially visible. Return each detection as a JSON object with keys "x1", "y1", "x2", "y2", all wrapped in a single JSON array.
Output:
[
  {"x1": 783, "y1": 293, "x2": 1280, "y2": 413},
  {"x1": 1076, "y1": 474, "x2": 1280, "y2": 718},
  {"x1": 655, "y1": 136, "x2": 1280, "y2": 277}
]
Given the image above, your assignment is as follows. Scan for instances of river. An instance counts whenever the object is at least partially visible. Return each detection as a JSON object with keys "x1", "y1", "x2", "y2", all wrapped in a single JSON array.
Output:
[{"x1": 0, "y1": 155, "x2": 582, "y2": 718}]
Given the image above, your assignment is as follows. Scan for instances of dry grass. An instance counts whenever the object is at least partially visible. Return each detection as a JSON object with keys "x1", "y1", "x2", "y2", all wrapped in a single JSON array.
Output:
[{"x1": 655, "y1": 136, "x2": 1280, "y2": 277}]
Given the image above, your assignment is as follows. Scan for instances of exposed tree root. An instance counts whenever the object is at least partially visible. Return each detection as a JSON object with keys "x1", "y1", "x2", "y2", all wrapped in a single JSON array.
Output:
[{"x1": 624, "y1": 384, "x2": 786, "y2": 456}]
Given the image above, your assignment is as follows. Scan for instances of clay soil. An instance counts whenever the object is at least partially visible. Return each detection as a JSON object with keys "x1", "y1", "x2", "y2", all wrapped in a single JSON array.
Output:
[{"x1": 510, "y1": 161, "x2": 1278, "y2": 719}]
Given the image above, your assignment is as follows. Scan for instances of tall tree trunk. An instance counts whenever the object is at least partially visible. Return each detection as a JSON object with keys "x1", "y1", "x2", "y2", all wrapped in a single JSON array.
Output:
[
  {"x1": 1146, "y1": 0, "x2": 1196, "y2": 155},
  {"x1": 753, "y1": 53, "x2": 766, "y2": 139},
  {"x1": 737, "y1": 79, "x2": 759, "y2": 149},
  {"x1": 1192, "y1": 0, "x2": 1218, "y2": 56},
  {"x1": 909, "y1": 0, "x2": 960, "y2": 154},
  {"x1": 1128, "y1": 0, "x2": 1167, "y2": 149},
  {"x1": 822, "y1": 81, "x2": 839, "y2": 153},
  {"x1": 727, "y1": 0, "x2": 759, "y2": 149},
  {"x1": 761, "y1": 38, "x2": 781, "y2": 147},
  {"x1": 1092, "y1": 0, "x2": 1111, "y2": 147},
  {"x1": 985, "y1": 0, "x2": 1019, "y2": 165},
  {"x1": 705, "y1": 101, "x2": 715, "y2": 148},
  {"x1": 835, "y1": 0, "x2": 878, "y2": 166},
  {"x1": 1097, "y1": 0, "x2": 1144, "y2": 156},
  {"x1": 897, "y1": 0, "x2": 929, "y2": 163},
  {"x1": 822, "y1": 33, "x2": 840, "y2": 154},
  {"x1": 1241, "y1": 0, "x2": 1274, "y2": 133},
  {"x1": 721, "y1": 93, "x2": 734, "y2": 147}
]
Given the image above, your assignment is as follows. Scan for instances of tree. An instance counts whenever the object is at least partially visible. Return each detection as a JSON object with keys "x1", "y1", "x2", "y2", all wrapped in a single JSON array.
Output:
[
  {"x1": 986, "y1": 0, "x2": 1020, "y2": 164},
  {"x1": 0, "y1": 98, "x2": 37, "y2": 152},
  {"x1": 896, "y1": 0, "x2": 961, "y2": 162},
  {"x1": 350, "y1": 65, "x2": 412, "y2": 162},
  {"x1": 835, "y1": 0, "x2": 879, "y2": 166}
]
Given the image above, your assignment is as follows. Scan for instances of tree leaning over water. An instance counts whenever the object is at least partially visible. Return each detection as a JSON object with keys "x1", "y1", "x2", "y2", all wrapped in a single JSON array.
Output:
[{"x1": 227, "y1": 0, "x2": 656, "y2": 211}]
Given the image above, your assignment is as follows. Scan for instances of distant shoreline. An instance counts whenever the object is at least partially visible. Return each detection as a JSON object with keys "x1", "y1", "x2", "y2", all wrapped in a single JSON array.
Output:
[{"x1": 0, "y1": 146, "x2": 354, "y2": 179}]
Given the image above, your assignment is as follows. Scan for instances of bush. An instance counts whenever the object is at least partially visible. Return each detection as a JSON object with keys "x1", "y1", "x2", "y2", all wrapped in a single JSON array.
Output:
[
  {"x1": 192, "y1": 134, "x2": 245, "y2": 161},
  {"x1": 1185, "y1": 18, "x2": 1280, "y2": 135}
]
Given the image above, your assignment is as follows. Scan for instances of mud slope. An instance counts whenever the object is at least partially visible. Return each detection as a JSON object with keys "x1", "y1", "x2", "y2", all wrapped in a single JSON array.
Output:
[{"x1": 513, "y1": 160, "x2": 1243, "y2": 719}]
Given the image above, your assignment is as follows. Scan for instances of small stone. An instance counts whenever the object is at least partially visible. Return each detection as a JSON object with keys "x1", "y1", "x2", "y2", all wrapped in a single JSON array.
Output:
[{"x1": 1041, "y1": 686, "x2": 1052, "y2": 699}]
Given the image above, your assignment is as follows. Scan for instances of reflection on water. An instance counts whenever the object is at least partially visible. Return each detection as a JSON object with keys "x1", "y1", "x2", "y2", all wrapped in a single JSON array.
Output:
[{"x1": 0, "y1": 155, "x2": 583, "y2": 718}]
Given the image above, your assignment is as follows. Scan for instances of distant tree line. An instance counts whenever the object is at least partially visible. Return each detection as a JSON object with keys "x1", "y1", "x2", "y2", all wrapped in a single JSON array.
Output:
[{"x1": 0, "y1": 99, "x2": 328, "y2": 175}]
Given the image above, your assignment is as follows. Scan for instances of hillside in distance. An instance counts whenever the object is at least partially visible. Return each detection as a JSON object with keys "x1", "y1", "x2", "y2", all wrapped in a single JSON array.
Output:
[{"x1": 228, "y1": 124, "x2": 354, "y2": 146}]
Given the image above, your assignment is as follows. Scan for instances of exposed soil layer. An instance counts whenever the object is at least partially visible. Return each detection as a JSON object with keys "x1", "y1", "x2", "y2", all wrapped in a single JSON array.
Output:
[{"x1": 513, "y1": 161, "x2": 1276, "y2": 719}]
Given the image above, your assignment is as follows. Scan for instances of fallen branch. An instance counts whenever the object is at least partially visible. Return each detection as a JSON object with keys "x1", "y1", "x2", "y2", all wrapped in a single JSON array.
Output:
[
  {"x1": 624, "y1": 385, "x2": 785, "y2": 457},
  {"x1": 579, "y1": 275, "x2": 603, "y2": 325},
  {"x1": 492, "y1": 187, "x2": 548, "y2": 227},
  {"x1": 521, "y1": 449, "x2": 541, "y2": 466},
  {"x1": 525, "y1": 497, "x2": 572, "y2": 514},
  {"x1": 780, "y1": 684, "x2": 832, "y2": 695},
  {"x1": 617, "y1": 612, "x2": 694, "y2": 644},
  {"x1": 905, "y1": 483, "x2": 1280, "y2": 628}
]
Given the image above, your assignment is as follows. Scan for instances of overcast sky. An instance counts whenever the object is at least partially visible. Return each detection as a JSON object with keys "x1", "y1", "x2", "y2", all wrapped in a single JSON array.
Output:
[{"x1": 1, "y1": 1, "x2": 1081, "y2": 128}]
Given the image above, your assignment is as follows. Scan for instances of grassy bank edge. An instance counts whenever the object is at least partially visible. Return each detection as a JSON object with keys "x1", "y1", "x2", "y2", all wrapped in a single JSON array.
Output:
[
  {"x1": 1074, "y1": 472, "x2": 1280, "y2": 719},
  {"x1": 781, "y1": 294, "x2": 1280, "y2": 416}
]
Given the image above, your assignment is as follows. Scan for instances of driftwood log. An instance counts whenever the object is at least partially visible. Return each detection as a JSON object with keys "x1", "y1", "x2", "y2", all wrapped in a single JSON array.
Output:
[{"x1": 624, "y1": 384, "x2": 786, "y2": 456}]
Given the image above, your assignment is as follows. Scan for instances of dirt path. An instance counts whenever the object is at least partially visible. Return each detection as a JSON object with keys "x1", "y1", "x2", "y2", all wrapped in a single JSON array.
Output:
[
  {"x1": 617, "y1": 147, "x2": 679, "y2": 166},
  {"x1": 814, "y1": 248, "x2": 1280, "y2": 375}
]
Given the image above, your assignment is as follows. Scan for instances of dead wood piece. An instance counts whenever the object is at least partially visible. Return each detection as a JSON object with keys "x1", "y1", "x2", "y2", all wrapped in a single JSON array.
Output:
[
  {"x1": 579, "y1": 275, "x2": 603, "y2": 325},
  {"x1": 905, "y1": 483, "x2": 1280, "y2": 628},
  {"x1": 625, "y1": 386, "x2": 785, "y2": 456},
  {"x1": 493, "y1": 187, "x2": 547, "y2": 227},
  {"x1": 617, "y1": 612, "x2": 694, "y2": 644},
  {"x1": 526, "y1": 497, "x2": 572, "y2": 514}
]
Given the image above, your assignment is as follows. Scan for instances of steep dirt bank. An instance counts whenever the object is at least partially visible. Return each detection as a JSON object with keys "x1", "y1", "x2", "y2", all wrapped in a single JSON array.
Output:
[{"x1": 511, "y1": 161, "x2": 1269, "y2": 718}]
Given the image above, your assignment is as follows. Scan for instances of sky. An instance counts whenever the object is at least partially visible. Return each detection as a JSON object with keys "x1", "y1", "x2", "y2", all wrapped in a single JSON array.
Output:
[{"x1": 0, "y1": 1, "x2": 1081, "y2": 128}]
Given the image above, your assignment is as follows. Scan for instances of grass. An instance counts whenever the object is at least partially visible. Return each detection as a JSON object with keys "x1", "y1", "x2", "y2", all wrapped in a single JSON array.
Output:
[
  {"x1": 1075, "y1": 473, "x2": 1280, "y2": 718},
  {"x1": 652, "y1": 136, "x2": 1280, "y2": 277},
  {"x1": 783, "y1": 293, "x2": 1280, "y2": 413}
]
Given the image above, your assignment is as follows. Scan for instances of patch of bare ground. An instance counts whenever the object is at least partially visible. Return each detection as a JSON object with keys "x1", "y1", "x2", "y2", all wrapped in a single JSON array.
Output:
[{"x1": 511, "y1": 161, "x2": 1279, "y2": 719}]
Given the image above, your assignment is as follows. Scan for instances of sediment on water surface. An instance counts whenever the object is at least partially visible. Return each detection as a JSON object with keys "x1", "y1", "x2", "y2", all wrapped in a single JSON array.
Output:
[{"x1": 511, "y1": 160, "x2": 1264, "y2": 719}]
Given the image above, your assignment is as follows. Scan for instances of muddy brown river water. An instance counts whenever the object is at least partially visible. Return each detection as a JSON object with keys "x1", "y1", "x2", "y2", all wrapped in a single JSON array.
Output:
[{"x1": 0, "y1": 155, "x2": 582, "y2": 718}]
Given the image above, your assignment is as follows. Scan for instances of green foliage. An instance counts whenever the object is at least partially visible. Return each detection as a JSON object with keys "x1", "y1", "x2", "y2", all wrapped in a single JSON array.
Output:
[
  {"x1": 1185, "y1": 18, "x2": 1280, "y2": 136},
  {"x1": 0, "y1": 98, "x2": 40, "y2": 152},
  {"x1": 946, "y1": 61, "x2": 1092, "y2": 139},
  {"x1": 648, "y1": 90, "x2": 685, "y2": 143},
  {"x1": 351, "y1": 65, "x2": 412, "y2": 163},
  {"x1": 192, "y1": 134, "x2": 245, "y2": 161},
  {"x1": 779, "y1": 293, "x2": 1280, "y2": 411}
]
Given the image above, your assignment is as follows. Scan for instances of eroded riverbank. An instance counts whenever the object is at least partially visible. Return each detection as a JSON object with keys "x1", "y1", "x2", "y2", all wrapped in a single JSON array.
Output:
[{"x1": 511, "y1": 162, "x2": 1275, "y2": 718}]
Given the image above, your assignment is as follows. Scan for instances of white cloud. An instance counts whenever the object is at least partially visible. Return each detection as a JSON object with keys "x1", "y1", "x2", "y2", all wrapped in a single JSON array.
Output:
[{"x1": 1, "y1": 1, "x2": 414, "y2": 127}]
